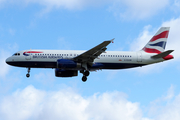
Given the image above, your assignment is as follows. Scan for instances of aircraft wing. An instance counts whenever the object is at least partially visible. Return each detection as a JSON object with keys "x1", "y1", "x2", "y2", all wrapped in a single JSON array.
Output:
[{"x1": 73, "y1": 38, "x2": 114, "y2": 63}]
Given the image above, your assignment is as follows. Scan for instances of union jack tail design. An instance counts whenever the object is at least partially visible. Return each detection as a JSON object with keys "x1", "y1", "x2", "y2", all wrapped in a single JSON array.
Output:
[{"x1": 142, "y1": 27, "x2": 170, "y2": 54}]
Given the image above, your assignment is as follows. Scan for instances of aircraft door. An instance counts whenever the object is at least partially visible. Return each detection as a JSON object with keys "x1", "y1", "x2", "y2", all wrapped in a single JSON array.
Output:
[
  {"x1": 137, "y1": 52, "x2": 142, "y2": 62},
  {"x1": 25, "y1": 51, "x2": 31, "y2": 60}
]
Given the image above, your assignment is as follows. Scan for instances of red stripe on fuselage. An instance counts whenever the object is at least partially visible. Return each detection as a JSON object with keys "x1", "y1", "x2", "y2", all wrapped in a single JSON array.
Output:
[
  {"x1": 143, "y1": 47, "x2": 161, "y2": 54},
  {"x1": 150, "y1": 31, "x2": 169, "y2": 42},
  {"x1": 26, "y1": 51, "x2": 43, "y2": 53}
]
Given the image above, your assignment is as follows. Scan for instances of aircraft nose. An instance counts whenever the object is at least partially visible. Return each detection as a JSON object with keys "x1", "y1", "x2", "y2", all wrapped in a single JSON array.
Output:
[{"x1": 6, "y1": 57, "x2": 11, "y2": 65}]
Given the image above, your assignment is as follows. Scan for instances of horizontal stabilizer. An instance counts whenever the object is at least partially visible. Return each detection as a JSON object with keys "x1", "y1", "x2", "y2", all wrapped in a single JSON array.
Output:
[{"x1": 151, "y1": 50, "x2": 174, "y2": 59}]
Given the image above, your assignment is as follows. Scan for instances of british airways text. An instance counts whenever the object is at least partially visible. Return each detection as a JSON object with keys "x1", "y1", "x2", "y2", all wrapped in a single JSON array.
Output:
[{"x1": 33, "y1": 55, "x2": 63, "y2": 59}]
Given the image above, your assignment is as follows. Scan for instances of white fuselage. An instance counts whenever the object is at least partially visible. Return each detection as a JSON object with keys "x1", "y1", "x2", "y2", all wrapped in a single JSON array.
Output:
[{"x1": 6, "y1": 49, "x2": 164, "y2": 70}]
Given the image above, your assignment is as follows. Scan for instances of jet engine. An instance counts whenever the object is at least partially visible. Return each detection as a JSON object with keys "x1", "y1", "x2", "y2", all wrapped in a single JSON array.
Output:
[{"x1": 55, "y1": 68, "x2": 78, "y2": 77}]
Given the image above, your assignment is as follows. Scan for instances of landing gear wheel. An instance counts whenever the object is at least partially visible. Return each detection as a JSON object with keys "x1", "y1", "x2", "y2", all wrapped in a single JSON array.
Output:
[
  {"x1": 84, "y1": 71, "x2": 90, "y2": 76},
  {"x1": 26, "y1": 74, "x2": 30, "y2": 78},
  {"x1": 26, "y1": 68, "x2": 31, "y2": 78},
  {"x1": 82, "y1": 76, "x2": 87, "y2": 82}
]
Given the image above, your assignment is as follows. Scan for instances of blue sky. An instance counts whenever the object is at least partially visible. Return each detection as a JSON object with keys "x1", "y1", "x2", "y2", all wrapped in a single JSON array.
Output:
[{"x1": 0, "y1": 0, "x2": 180, "y2": 120}]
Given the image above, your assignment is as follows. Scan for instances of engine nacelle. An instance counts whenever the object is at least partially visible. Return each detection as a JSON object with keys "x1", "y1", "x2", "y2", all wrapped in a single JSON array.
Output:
[
  {"x1": 57, "y1": 59, "x2": 81, "y2": 69},
  {"x1": 55, "y1": 68, "x2": 78, "y2": 77}
]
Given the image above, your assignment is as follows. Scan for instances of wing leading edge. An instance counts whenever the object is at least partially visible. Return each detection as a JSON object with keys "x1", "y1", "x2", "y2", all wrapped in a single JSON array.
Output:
[{"x1": 73, "y1": 38, "x2": 114, "y2": 63}]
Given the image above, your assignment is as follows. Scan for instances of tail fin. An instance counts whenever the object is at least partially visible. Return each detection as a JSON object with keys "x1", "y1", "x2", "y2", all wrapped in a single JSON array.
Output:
[{"x1": 142, "y1": 27, "x2": 170, "y2": 54}]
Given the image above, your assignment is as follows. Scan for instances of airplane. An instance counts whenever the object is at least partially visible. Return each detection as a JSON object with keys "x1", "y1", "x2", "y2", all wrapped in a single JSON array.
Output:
[{"x1": 6, "y1": 27, "x2": 174, "y2": 82}]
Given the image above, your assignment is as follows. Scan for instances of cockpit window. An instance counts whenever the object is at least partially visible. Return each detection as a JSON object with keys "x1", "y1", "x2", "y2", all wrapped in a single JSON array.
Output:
[
  {"x1": 13, "y1": 53, "x2": 20, "y2": 56},
  {"x1": 13, "y1": 53, "x2": 18, "y2": 56}
]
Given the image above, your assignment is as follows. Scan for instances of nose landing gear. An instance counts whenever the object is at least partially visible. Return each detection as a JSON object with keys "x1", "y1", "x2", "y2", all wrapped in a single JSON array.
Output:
[{"x1": 26, "y1": 68, "x2": 30, "y2": 78}]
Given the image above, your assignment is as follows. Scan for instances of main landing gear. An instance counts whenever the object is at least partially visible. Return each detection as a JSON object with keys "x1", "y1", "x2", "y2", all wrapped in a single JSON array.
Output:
[
  {"x1": 26, "y1": 68, "x2": 30, "y2": 78},
  {"x1": 81, "y1": 70, "x2": 90, "y2": 82}
]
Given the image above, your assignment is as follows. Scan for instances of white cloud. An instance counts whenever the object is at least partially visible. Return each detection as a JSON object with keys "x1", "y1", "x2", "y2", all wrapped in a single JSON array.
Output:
[
  {"x1": 1, "y1": 85, "x2": 180, "y2": 120},
  {"x1": 0, "y1": 0, "x2": 172, "y2": 19},
  {"x1": 109, "y1": 0, "x2": 169, "y2": 20},
  {"x1": 0, "y1": 85, "x2": 148, "y2": 120},
  {"x1": 0, "y1": 85, "x2": 45, "y2": 120},
  {"x1": 148, "y1": 85, "x2": 180, "y2": 120},
  {"x1": 130, "y1": 25, "x2": 155, "y2": 51},
  {"x1": 86, "y1": 92, "x2": 143, "y2": 120},
  {"x1": 155, "y1": 94, "x2": 180, "y2": 120}
]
